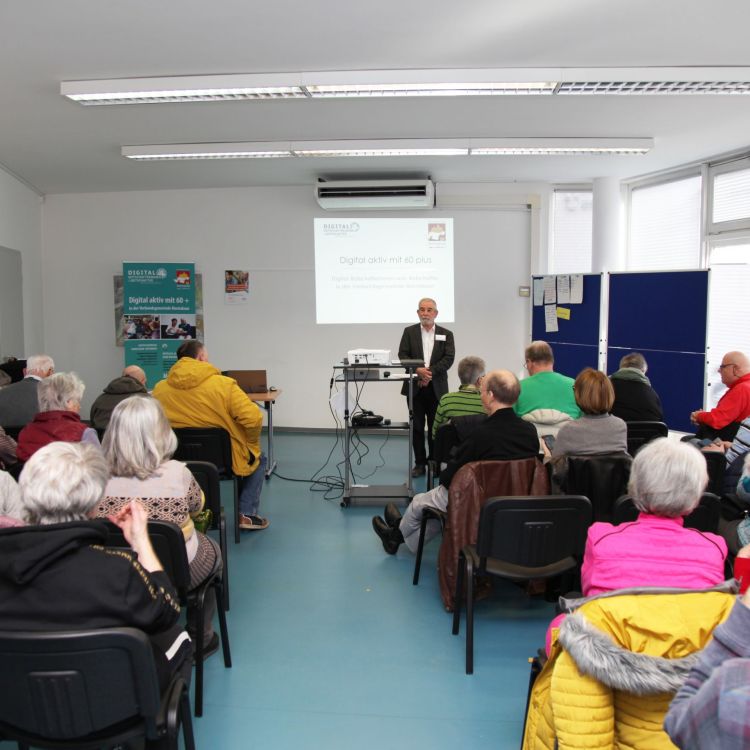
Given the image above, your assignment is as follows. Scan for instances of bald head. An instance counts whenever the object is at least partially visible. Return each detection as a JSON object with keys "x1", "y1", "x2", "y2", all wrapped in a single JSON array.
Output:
[
  {"x1": 481, "y1": 369, "x2": 521, "y2": 412},
  {"x1": 719, "y1": 351, "x2": 750, "y2": 387},
  {"x1": 122, "y1": 365, "x2": 147, "y2": 386}
]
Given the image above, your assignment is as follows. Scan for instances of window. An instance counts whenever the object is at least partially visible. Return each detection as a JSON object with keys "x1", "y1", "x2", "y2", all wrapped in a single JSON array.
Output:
[
  {"x1": 708, "y1": 158, "x2": 750, "y2": 233},
  {"x1": 628, "y1": 175, "x2": 701, "y2": 270},
  {"x1": 550, "y1": 190, "x2": 592, "y2": 273}
]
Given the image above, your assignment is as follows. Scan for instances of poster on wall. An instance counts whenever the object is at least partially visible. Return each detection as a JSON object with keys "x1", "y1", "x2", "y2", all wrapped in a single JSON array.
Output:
[
  {"x1": 224, "y1": 269, "x2": 249, "y2": 304},
  {"x1": 121, "y1": 262, "x2": 196, "y2": 387}
]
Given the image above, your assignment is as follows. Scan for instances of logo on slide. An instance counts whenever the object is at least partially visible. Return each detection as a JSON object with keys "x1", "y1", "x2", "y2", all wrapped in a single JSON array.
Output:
[
  {"x1": 323, "y1": 221, "x2": 360, "y2": 235},
  {"x1": 175, "y1": 269, "x2": 191, "y2": 286},
  {"x1": 428, "y1": 223, "x2": 446, "y2": 242}
]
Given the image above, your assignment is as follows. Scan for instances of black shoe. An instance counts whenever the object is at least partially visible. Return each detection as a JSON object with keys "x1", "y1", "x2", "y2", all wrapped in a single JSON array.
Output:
[
  {"x1": 384, "y1": 502, "x2": 402, "y2": 528},
  {"x1": 411, "y1": 465, "x2": 426, "y2": 478},
  {"x1": 372, "y1": 516, "x2": 403, "y2": 555},
  {"x1": 193, "y1": 632, "x2": 220, "y2": 664}
]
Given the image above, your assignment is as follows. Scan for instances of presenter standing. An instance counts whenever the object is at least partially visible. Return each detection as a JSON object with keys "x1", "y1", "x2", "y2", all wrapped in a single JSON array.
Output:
[{"x1": 399, "y1": 298, "x2": 455, "y2": 476}]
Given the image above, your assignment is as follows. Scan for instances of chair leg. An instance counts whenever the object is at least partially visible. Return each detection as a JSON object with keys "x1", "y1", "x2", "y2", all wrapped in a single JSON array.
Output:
[
  {"x1": 191, "y1": 591, "x2": 206, "y2": 717},
  {"x1": 465, "y1": 556, "x2": 475, "y2": 675},
  {"x1": 214, "y1": 579, "x2": 233, "y2": 668},
  {"x1": 412, "y1": 512, "x2": 430, "y2": 585},
  {"x1": 233, "y1": 478, "x2": 240, "y2": 544},
  {"x1": 219, "y1": 514, "x2": 230, "y2": 611},
  {"x1": 452, "y1": 550, "x2": 465, "y2": 635},
  {"x1": 181, "y1": 686, "x2": 196, "y2": 750}
]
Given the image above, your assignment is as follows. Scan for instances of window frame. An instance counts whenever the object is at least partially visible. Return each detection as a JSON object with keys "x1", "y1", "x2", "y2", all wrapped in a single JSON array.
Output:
[{"x1": 707, "y1": 155, "x2": 750, "y2": 235}]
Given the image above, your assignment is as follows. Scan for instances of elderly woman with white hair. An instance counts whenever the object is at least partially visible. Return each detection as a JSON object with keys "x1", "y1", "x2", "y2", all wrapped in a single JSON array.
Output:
[
  {"x1": 16, "y1": 372, "x2": 99, "y2": 462},
  {"x1": 93, "y1": 396, "x2": 220, "y2": 656},
  {"x1": 546, "y1": 438, "x2": 728, "y2": 654},
  {"x1": 0, "y1": 442, "x2": 190, "y2": 687}
]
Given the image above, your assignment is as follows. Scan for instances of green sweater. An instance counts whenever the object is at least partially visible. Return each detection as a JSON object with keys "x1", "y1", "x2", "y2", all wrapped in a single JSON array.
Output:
[
  {"x1": 513, "y1": 371, "x2": 581, "y2": 419},
  {"x1": 432, "y1": 385, "x2": 485, "y2": 437}
]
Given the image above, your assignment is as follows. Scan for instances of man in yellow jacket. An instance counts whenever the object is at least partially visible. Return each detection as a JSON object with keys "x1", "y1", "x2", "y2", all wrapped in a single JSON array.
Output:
[{"x1": 153, "y1": 340, "x2": 268, "y2": 530}]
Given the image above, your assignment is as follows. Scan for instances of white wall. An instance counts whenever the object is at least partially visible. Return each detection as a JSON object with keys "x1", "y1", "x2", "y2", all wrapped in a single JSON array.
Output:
[
  {"x1": 42, "y1": 183, "x2": 543, "y2": 427},
  {"x1": 0, "y1": 167, "x2": 43, "y2": 355}
]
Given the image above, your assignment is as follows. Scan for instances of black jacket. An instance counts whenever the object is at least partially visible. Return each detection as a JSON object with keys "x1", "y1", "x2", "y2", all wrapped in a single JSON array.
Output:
[
  {"x1": 89, "y1": 376, "x2": 149, "y2": 430},
  {"x1": 398, "y1": 323, "x2": 455, "y2": 398},
  {"x1": 610, "y1": 374, "x2": 664, "y2": 422}
]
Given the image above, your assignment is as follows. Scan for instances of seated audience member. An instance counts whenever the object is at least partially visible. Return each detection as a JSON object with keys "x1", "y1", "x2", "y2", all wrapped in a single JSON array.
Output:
[
  {"x1": 609, "y1": 351, "x2": 664, "y2": 422},
  {"x1": 717, "y1": 452, "x2": 750, "y2": 558},
  {"x1": 514, "y1": 341, "x2": 580, "y2": 436},
  {"x1": 550, "y1": 368, "x2": 628, "y2": 486},
  {"x1": 0, "y1": 370, "x2": 10, "y2": 388},
  {"x1": 0, "y1": 426, "x2": 17, "y2": 468},
  {"x1": 546, "y1": 438, "x2": 728, "y2": 654},
  {"x1": 16, "y1": 372, "x2": 100, "y2": 462},
  {"x1": 0, "y1": 442, "x2": 191, "y2": 688},
  {"x1": 690, "y1": 350, "x2": 750, "y2": 441},
  {"x1": 0, "y1": 470, "x2": 24, "y2": 527},
  {"x1": 93, "y1": 396, "x2": 220, "y2": 655},
  {"x1": 89, "y1": 364, "x2": 149, "y2": 430},
  {"x1": 431, "y1": 355, "x2": 486, "y2": 437},
  {"x1": 664, "y1": 581, "x2": 750, "y2": 750},
  {"x1": 700, "y1": 414, "x2": 750, "y2": 495},
  {"x1": 0, "y1": 353, "x2": 55, "y2": 428},
  {"x1": 372, "y1": 369, "x2": 540, "y2": 554},
  {"x1": 153, "y1": 340, "x2": 268, "y2": 531}
]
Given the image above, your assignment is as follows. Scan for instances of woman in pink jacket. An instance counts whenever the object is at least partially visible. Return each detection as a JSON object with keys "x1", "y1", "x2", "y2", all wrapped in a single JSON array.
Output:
[{"x1": 546, "y1": 438, "x2": 727, "y2": 653}]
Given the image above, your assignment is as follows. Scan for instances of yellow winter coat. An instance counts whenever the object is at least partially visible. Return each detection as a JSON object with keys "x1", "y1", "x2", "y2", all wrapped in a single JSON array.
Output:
[
  {"x1": 522, "y1": 587, "x2": 736, "y2": 750},
  {"x1": 153, "y1": 357, "x2": 263, "y2": 477}
]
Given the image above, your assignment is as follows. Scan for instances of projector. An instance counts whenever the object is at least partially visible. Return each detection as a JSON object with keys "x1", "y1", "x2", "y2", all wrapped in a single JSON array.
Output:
[{"x1": 347, "y1": 348, "x2": 391, "y2": 366}]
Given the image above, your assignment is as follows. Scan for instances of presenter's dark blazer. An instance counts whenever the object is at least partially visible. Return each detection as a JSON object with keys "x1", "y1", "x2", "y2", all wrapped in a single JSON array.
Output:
[
  {"x1": 398, "y1": 323, "x2": 455, "y2": 399},
  {"x1": 0, "y1": 377, "x2": 40, "y2": 427}
]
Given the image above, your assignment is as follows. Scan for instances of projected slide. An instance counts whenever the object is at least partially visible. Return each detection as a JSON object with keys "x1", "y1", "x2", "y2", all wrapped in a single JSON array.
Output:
[{"x1": 314, "y1": 218, "x2": 455, "y2": 324}]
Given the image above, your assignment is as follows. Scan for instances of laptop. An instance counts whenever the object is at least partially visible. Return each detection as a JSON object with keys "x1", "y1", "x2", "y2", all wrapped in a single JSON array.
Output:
[{"x1": 224, "y1": 369, "x2": 268, "y2": 393}]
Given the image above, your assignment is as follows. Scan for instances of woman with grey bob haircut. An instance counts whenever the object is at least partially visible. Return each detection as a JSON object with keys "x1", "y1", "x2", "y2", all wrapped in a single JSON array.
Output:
[
  {"x1": 16, "y1": 372, "x2": 100, "y2": 462},
  {"x1": 628, "y1": 437, "x2": 708, "y2": 517},
  {"x1": 102, "y1": 395, "x2": 177, "y2": 480},
  {"x1": 20, "y1": 441, "x2": 108, "y2": 525}
]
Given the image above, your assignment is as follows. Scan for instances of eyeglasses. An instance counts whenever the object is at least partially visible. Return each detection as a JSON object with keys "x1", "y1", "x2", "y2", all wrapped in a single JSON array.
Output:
[{"x1": 718, "y1": 363, "x2": 737, "y2": 370}]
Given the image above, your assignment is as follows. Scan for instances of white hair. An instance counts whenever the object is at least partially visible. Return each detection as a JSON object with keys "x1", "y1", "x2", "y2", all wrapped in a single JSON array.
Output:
[
  {"x1": 102, "y1": 396, "x2": 177, "y2": 480},
  {"x1": 25, "y1": 354, "x2": 54, "y2": 376},
  {"x1": 19, "y1": 442, "x2": 108, "y2": 525},
  {"x1": 628, "y1": 438, "x2": 708, "y2": 518},
  {"x1": 37, "y1": 372, "x2": 85, "y2": 412}
]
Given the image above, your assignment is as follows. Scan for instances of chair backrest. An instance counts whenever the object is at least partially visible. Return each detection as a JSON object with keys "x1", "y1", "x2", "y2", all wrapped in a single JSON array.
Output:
[
  {"x1": 476, "y1": 495, "x2": 592, "y2": 568},
  {"x1": 0, "y1": 627, "x2": 162, "y2": 742},
  {"x1": 173, "y1": 427, "x2": 234, "y2": 479},
  {"x1": 433, "y1": 421, "x2": 460, "y2": 464},
  {"x1": 612, "y1": 492, "x2": 721, "y2": 533},
  {"x1": 626, "y1": 421, "x2": 668, "y2": 457},
  {"x1": 185, "y1": 460, "x2": 221, "y2": 532},
  {"x1": 105, "y1": 520, "x2": 191, "y2": 600},
  {"x1": 2, "y1": 425, "x2": 24, "y2": 441},
  {"x1": 565, "y1": 453, "x2": 632, "y2": 522},
  {"x1": 702, "y1": 449, "x2": 726, "y2": 496}
]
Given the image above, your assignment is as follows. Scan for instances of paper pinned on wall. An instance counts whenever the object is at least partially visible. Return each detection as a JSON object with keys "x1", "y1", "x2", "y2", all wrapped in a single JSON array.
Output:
[
  {"x1": 544, "y1": 304, "x2": 558, "y2": 332},
  {"x1": 570, "y1": 274, "x2": 584, "y2": 304},
  {"x1": 543, "y1": 276, "x2": 556, "y2": 304},
  {"x1": 533, "y1": 278, "x2": 544, "y2": 306},
  {"x1": 557, "y1": 275, "x2": 570, "y2": 303},
  {"x1": 556, "y1": 306, "x2": 571, "y2": 320}
]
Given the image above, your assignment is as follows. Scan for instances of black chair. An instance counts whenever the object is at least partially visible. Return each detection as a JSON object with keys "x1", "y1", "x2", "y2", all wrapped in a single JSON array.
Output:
[
  {"x1": 612, "y1": 492, "x2": 721, "y2": 533},
  {"x1": 626, "y1": 421, "x2": 668, "y2": 456},
  {"x1": 452, "y1": 495, "x2": 592, "y2": 674},
  {"x1": 186, "y1": 460, "x2": 230, "y2": 611},
  {"x1": 0, "y1": 627, "x2": 194, "y2": 750},
  {"x1": 173, "y1": 427, "x2": 242, "y2": 543},
  {"x1": 105, "y1": 520, "x2": 232, "y2": 717},
  {"x1": 425, "y1": 415, "x2": 486, "y2": 488},
  {"x1": 563, "y1": 453, "x2": 632, "y2": 522},
  {"x1": 412, "y1": 507, "x2": 447, "y2": 585},
  {"x1": 2, "y1": 424, "x2": 24, "y2": 441}
]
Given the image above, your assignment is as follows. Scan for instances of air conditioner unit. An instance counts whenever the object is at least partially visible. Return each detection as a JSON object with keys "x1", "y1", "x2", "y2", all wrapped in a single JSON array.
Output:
[{"x1": 315, "y1": 179, "x2": 435, "y2": 211}]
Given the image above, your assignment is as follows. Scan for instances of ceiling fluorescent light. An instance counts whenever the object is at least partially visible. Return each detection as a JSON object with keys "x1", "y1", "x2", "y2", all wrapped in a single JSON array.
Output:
[
  {"x1": 121, "y1": 143, "x2": 293, "y2": 160},
  {"x1": 469, "y1": 138, "x2": 653, "y2": 155},
  {"x1": 293, "y1": 148, "x2": 469, "y2": 157},
  {"x1": 64, "y1": 68, "x2": 750, "y2": 105}
]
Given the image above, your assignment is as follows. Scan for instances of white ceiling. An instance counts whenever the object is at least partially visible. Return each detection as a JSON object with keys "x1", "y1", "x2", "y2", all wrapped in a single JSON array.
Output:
[{"x1": 3, "y1": 0, "x2": 750, "y2": 195}]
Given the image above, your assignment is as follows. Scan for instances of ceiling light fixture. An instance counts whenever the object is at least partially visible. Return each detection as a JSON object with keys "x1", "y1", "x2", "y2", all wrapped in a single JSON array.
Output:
[
  {"x1": 121, "y1": 138, "x2": 653, "y2": 161},
  {"x1": 62, "y1": 67, "x2": 750, "y2": 105}
]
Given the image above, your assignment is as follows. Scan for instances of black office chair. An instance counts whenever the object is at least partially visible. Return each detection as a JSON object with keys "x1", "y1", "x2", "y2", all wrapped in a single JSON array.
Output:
[
  {"x1": 452, "y1": 495, "x2": 592, "y2": 674},
  {"x1": 0, "y1": 627, "x2": 194, "y2": 750},
  {"x1": 105, "y1": 520, "x2": 231, "y2": 717},
  {"x1": 563, "y1": 453, "x2": 632, "y2": 522},
  {"x1": 702, "y1": 449, "x2": 726, "y2": 497},
  {"x1": 612, "y1": 492, "x2": 721, "y2": 533},
  {"x1": 186, "y1": 460, "x2": 230, "y2": 611},
  {"x1": 626, "y1": 421, "x2": 668, "y2": 456},
  {"x1": 173, "y1": 427, "x2": 242, "y2": 543}
]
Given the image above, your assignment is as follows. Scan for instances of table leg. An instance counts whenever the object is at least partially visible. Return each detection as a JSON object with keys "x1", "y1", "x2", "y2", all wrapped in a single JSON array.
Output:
[{"x1": 264, "y1": 399, "x2": 277, "y2": 478}]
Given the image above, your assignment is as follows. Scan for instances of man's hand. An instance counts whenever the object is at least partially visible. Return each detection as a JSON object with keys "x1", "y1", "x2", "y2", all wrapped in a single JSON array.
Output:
[
  {"x1": 690, "y1": 410, "x2": 702, "y2": 425},
  {"x1": 416, "y1": 366, "x2": 432, "y2": 382}
]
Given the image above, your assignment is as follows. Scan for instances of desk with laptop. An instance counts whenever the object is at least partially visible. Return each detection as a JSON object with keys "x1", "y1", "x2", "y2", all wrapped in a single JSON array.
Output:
[{"x1": 223, "y1": 369, "x2": 280, "y2": 479}]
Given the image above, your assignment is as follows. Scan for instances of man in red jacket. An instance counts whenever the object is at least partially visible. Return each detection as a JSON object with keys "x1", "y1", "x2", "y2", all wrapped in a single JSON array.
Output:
[{"x1": 691, "y1": 351, "x2": 750, "y2": 441}]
